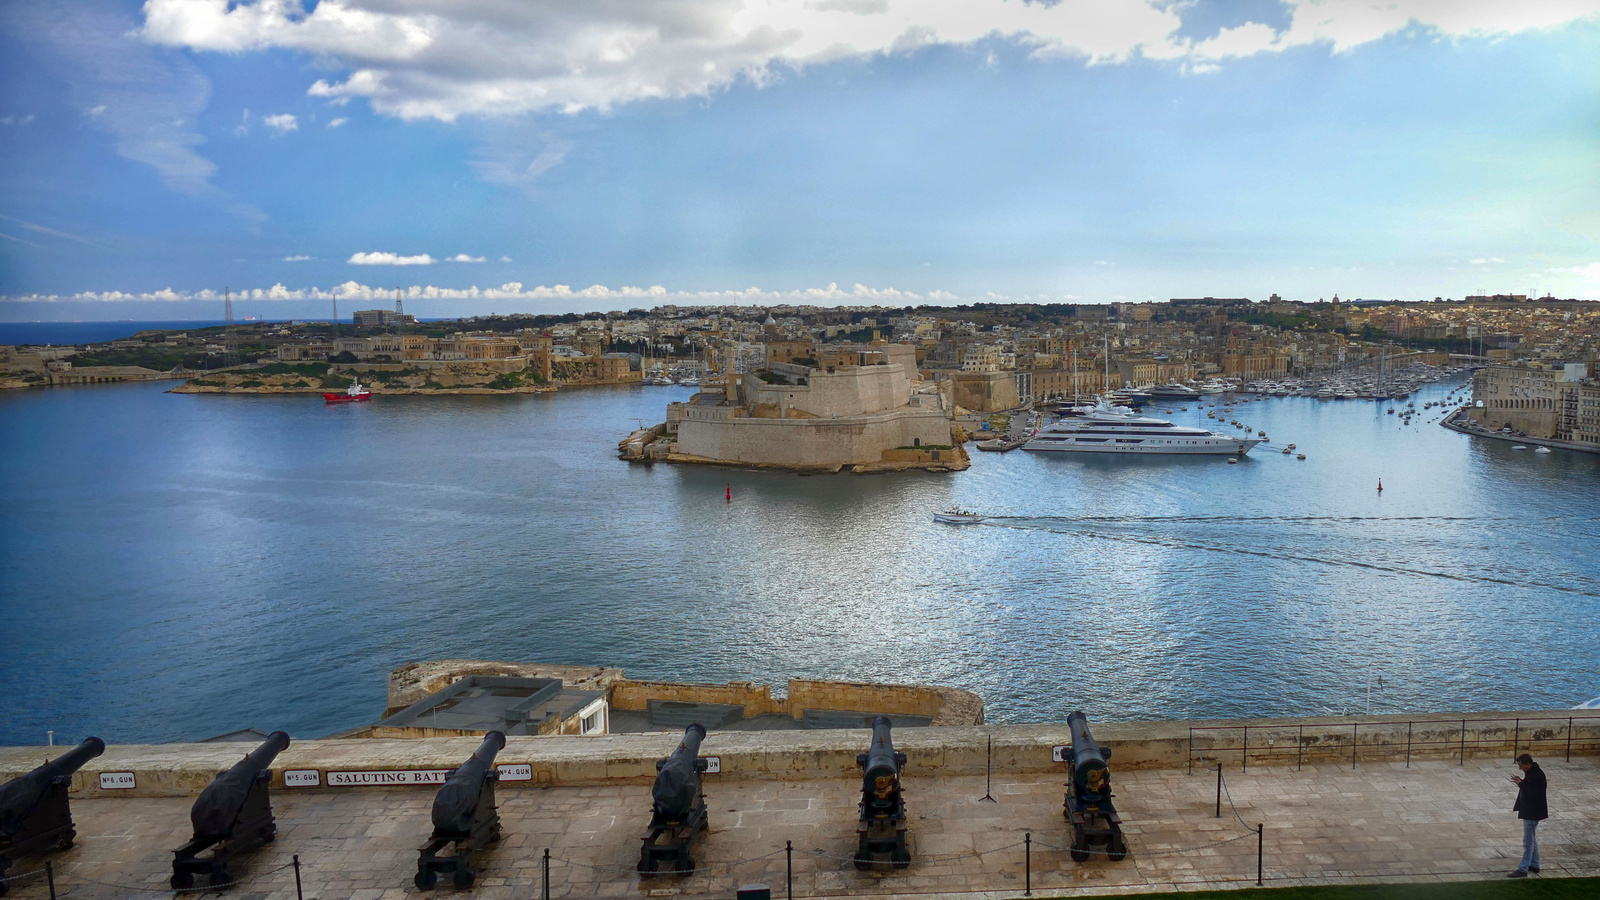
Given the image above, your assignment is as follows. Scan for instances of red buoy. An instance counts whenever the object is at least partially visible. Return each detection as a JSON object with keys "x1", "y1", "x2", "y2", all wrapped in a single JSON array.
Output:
[
  {"x1": 726, "y1": 484, "x2": 731, "y2": 503},
  {"x1": 1377, "y1": 478, "x2": 1383, "y2": 493}
]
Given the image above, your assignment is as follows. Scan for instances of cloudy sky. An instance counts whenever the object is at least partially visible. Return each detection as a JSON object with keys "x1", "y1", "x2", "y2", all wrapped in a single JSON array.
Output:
[{"x1": 1, "y1": 0, "x2": 1598, "y2": 321}]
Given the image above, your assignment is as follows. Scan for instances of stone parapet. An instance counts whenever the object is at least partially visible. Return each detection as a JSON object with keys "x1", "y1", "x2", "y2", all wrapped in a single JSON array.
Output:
[{"x1": 6, "y1": 709, "x2": 1595, "y2": 800}]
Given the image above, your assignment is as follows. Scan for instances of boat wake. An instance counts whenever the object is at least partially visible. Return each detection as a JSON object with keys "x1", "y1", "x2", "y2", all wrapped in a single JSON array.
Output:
[{"x1": 983, "y1": 518, "x2": 1600, "y2": 599}]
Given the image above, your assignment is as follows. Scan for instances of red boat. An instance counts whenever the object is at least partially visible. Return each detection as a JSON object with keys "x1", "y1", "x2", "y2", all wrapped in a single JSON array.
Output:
[{"x1": 324, "y1": 380, "x2": 372, "y2": 404}]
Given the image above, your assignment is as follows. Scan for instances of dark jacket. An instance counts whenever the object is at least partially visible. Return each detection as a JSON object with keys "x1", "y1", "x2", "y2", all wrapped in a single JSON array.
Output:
[{"x1": 1514, "y1": 765, "x2": 1548, "y2": 821}]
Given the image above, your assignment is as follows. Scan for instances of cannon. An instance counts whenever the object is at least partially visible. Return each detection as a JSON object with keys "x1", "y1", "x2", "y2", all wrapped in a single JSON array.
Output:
[
  {"x1": 1061, "y1": 711, "x2": 1127, "y2": 862},
  {"x1": 170, "y1": 731, "x2": 289, "y2": 889},
  {"x1": 415, "y1": 731, "x2": 506, "y2": 890},
  {"x1": 853, "y1": 717, "x2": 910, "y2": 870},
  {"x1": 638, "y1": 724, "x2": 709, "y2": 877},
  {"x1": 0, "y1": 737, "x2": 105, "y2": 896}
]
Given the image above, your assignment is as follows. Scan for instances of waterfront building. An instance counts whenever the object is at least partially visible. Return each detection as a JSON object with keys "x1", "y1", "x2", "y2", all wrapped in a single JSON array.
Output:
[{"x1": 1473, "y1": 361, "x2": 1594, "y2": 443}]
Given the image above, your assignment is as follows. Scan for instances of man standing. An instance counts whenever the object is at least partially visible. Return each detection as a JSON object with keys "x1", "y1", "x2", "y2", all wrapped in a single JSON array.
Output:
[{"x1": 1508, "y1": 753, "x2": 1548, "y2": 877}]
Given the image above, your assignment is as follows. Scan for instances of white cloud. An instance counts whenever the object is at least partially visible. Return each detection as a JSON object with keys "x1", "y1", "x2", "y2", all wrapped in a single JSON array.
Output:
[
  {"x1": 4, "y1": 280, "x2": 1074, "y2": 307},
  {"x1": 499, "y1": 256, "x2": 512, "y2": 262},
  {"x1": 1549, "y1": 263, "x2": 1600, "y2": 281},
  {"x1": 136, "y1": 1, "x2": 1600, "y2": 122},
  {"x1": 327, "y1": 116, "x2": 348, "y2": 128},
  {"x1": 348, "y1": 251, "x2": 436, "y2": 265},
  {"x1": 283, "y1": 254, "x2": 312, "y2": 261},
  {"x1": 446, "y1": 253, "x2": 486, "y2": 262},
  {"x1": 2, "y1": 1, "x2": 262, "y2": 222},
  {"x1": 0, "y1": 114, "x2": 36, "y2": 126},
  {"x1": 263, "y1": 113, "x2": 298, "y2": 134},
  {"x1": 1469, "y1": 257, "x2": 1506, "y2": 265}
]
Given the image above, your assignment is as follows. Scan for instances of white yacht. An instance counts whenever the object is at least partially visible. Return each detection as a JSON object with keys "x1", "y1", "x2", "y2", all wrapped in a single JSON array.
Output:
[
  {"x1": 1023, "y1": 398, "x2": 1262, "y2": 456},
  {"x1": 1149, "y1": 382, "x2": 1201, "y2": 399}
]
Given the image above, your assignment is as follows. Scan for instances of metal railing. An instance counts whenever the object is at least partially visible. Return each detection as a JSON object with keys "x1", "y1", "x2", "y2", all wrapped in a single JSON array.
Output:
[{"x1": 1188, "y1": 714, "x2": 1600, "y2": 773}]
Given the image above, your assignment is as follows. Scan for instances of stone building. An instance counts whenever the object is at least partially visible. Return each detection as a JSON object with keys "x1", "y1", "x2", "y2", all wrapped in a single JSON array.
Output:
[
  {"x1": 1473, "y1": 362, "x2": 1592, "y2": 440},
  {"x1": 664, "y1": 350, "x2": 954, "y2": 468}
]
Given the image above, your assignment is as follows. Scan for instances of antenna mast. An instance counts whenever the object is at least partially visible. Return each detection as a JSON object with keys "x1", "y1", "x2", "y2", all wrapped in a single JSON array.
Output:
[{"x1": 223, "y1": 287, "x2": 236, "y2": 367}]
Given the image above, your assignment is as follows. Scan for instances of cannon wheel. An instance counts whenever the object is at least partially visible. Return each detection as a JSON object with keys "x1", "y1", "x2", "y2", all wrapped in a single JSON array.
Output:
[
  {"x1": 0, "y1": 876, "x2": 11, "y2": 898},
  {"x1": 853, "y1": 850, "x2": 872, "y2": 871},
  {"x1": 58, "y1": 827, "x2": 78, "y2": 850},
  {"x1": 1069, "y1": 834, "x2": 1090, "y2": 862},
  {"x1": 414, "y1": 869, "x2": 438, "y2": 890},
  {"x1": 210, "y1": 869, "x2": 235, "y2": 888},
  {"x1": 891, "y1": 846, "x2": 911, "y2": 870},
  {"x1": 637, "y1": 857, "x2": 658, "y2": 877},
  {"x1": 674, "y1": 853, "x2": 696, "y2": 877},
  {"x1": 452, "y1": 867, "x2": 475, "y2": 889},
  {"x1": 171, "y1": 871, "x2": 195, "y2": 890},
  {"x1": 1108, "y1": 832, "x2": 1128, "y2": 862}
]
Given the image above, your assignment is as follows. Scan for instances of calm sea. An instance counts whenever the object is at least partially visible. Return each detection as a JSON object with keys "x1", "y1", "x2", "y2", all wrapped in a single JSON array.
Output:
[{"x1": 2, "y1": 378, "x2": 1598, "y2": 745}]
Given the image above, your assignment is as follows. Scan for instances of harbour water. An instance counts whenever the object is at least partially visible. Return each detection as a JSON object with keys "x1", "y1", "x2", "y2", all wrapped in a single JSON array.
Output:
[{"x1": 2, "y1": 378, "x2": 1598, "y2": 745}]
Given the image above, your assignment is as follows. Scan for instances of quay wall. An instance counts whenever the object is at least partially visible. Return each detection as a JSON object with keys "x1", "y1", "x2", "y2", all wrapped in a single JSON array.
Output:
[
  {"x1": 605, "y1": 677, "x2": 982, "y2": 726},
  {"x1": 675, "y1": 405, "x2": 953, "y2": 467},
  {"x1": 6, "y1": 709, "x2": 1596, "y2": 800}
]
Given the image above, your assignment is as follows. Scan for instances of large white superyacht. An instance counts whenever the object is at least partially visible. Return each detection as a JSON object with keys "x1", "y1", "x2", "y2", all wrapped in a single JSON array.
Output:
[{"x1": 1023, "y1": 398, "x2": 1262, "y2": 456}]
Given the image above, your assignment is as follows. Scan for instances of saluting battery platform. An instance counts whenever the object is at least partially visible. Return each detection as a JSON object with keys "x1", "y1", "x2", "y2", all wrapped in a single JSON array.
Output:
[{"x1": 1062, "y1": 711, "x2": 1128, "y2": 862}]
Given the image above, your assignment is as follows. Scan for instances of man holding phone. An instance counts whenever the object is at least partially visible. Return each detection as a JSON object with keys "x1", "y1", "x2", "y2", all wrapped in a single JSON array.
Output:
[{"x1": 1507, "y1": 753, "x2": 1548, "y2": 877}]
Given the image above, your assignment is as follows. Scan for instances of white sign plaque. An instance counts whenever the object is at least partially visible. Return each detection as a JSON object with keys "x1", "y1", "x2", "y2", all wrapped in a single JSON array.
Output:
[
  {"x1": 99, "y1": 772, "x2": 136, "y2": 790},
  {"x1": 496, "y1": 764, "x2": 532, "y2": 782},
  {"x1": 702, "y1": 756, "x2": 721, "y2": 774},
  {"x1": 1052, "y1": 746, "x2": 1071, "y2": 763},
  {"x1": 284, "y1": 769, "x2": 321, "y2": 787},
  {"x1": 325, "y1": 769, "x2": 452, "y2": 787}
]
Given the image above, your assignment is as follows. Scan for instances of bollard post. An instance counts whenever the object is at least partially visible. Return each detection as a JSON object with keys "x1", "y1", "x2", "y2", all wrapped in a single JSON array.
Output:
[
  {"x1": 1296, "y1": 724, "x2": 1303, "y2": 771},
  {"x1": 1513, "y1": 718, "x2": 1520, "y2": 759},
  {"x1": 1024, "y1": 833, "x2": 1031, "y2": 897},
  {"x1": 1215, "y1": 764, "x2": 1222, "y2": 818},
  {"x1": 1256, "y1": 824, "x2": 1264, "y2": 886},
  {"x1": 1406, "y1": 721, "x2": 1413, "y2": 768},
  {"x1": 293, "y1": 854, "x2": 303, "y2": 900},
  {"x1": 1567, "y1": 717, "x2": 1574, "y2": 762},
  {"x1": 542, "y1": 848, "x2": 550, "y2": 900},
  {"x1": 1460, "y1": 719, "x2": 1466, "y2": 765},
  {"x1": 785, "y1": 841, "x2": 793, "y2": 900},
  {"x1": 980, "y1": 734, "x2": 996, "y2": 802},
  {"x1": 1241, "y1": 726, "x2": 1248, "y2": 773},
  {"x1": 46, "y1": 860, "x2": 56, "y2": 900},
  {"x1": 1351, "y1": 723, "x2": 1358, "y2": 770}
]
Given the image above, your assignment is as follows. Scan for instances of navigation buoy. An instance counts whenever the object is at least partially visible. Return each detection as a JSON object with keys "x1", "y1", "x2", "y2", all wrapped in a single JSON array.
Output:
[
  {"x1": 1377, "y1": 478, "x2": 1383, "y2": 494},
  {"x1": 726, "y1": 483, "x2": 732, "y2": 503}
]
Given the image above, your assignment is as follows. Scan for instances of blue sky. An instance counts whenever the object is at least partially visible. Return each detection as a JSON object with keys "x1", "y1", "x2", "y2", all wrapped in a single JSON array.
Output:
[{"x1": 1, "y1": 0, "x2": 1598, "y2": 321}]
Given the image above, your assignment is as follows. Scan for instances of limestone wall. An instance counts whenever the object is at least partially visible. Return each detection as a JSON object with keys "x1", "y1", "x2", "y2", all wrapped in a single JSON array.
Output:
[
  {"x1": 675, "y1": 405, "x2": 952, "y2": 466},
  {"x1": 8, "y1": 710, "x2": 1596, "y2": 799},
  {"x1": 609, "y1": 680, "x2": 784, "y2": 716}
]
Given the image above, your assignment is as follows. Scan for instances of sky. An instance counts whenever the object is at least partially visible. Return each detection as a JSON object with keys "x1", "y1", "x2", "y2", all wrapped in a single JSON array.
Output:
[{"x1": 1, "y1": 0, "x2": 1598, "y2": 322}]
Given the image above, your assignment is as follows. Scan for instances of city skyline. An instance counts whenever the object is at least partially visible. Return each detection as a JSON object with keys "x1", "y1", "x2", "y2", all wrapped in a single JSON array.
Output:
[{"x1": 2, "y1": 0, "x2": 1599, "y2": 321}]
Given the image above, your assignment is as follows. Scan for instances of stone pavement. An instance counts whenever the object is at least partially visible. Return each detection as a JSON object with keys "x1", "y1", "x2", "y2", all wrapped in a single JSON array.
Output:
[{"x1": 3, "y1": 756, "x2": 1596, "y2": 900}]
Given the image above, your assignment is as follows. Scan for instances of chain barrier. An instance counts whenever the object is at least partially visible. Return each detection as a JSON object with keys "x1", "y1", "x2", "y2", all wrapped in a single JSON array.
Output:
[
  {"x1": 804, "y1": 839, "x2": 1029, "y2": 866},
  {"x1": 0, "y1": 866, "x2": 48, "y2": 886},
  {"x1": 60, "y1": 859, "x2": 301, "y2": 895},
  {"x1": 1217, "y1": 767, "x2": 1257, "y2": 831},
  {"x1": 550, "y1": 847, "x2": 787, "y2": 877},
  {"x1": 1032, "y1": 828, "x2": 1260, "y2": 860}
]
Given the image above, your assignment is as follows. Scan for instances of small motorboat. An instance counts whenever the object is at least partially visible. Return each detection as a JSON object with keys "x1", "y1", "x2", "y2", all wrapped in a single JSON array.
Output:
[
  {"x1": 324, "y1": 380, "x2": 372, "y2": 404},
  {"x1": 1282, "y1": 448, "x2": 1291, "y2": 455},
  {"x1": 934, "y1": 508, "x2": 986, "y2": 525},
  {"x1": 1512, "y1": 445, "x2": 1527, "y2": 451},
  {"x1": 1296, "y1": 454, "x2": 1306, "y2": 460},
  {"x1": 1535, "y1": 447, "x2": 1552, "y2": 454}
]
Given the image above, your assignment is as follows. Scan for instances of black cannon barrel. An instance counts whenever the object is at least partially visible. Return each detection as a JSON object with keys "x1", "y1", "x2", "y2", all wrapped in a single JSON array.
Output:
[
  {"x1": 861, "y1": 717, "x2": 900, "y2": 785},
  {"x1": 0, "y1": 737, "x2": 105, "y2": 834},
  {"x1": 651, "y1": 724, "x2": 706, "y2": 820},
  {"x1": 1066, "y1": 711, "x2": 1108, "y2": 791},
  {"x1": 190, "y1": 731, "x2": 290, "y2": 838},
  {"x1": 430, "y1": 731, "x2": 507, "y2": 835}
]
